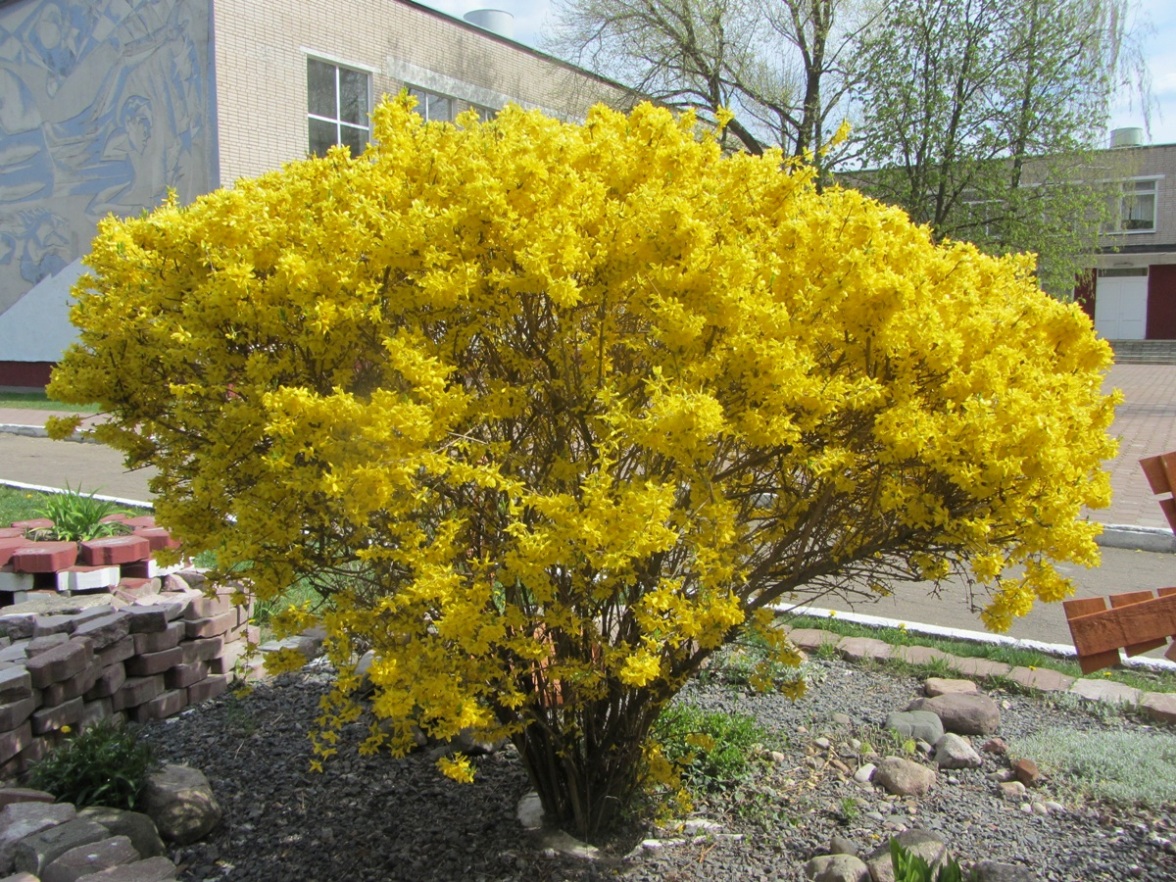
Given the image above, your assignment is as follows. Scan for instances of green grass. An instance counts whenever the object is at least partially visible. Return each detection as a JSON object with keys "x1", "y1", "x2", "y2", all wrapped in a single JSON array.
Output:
[
  {"x1": 0, "y1": 391, "x2": 97, "y2": 412},
  {"x1": 0, "y1": 485, "x2": 147, "y2": 528},
  {"x1": 783, "y1": 613, "x2": 1176, "y2": 695}
]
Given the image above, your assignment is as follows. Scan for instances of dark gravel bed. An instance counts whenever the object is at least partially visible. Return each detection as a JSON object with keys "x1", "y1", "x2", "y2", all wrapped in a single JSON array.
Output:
[{"x1": 140, "y1": 659, "x2": 1176, "y2": 882}]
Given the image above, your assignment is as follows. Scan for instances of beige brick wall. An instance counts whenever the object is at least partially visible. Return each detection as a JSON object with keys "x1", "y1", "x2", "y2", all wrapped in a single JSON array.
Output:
[
  {"x1": 211, "y1": 0, "x2": 634, "y2": 185},
  {"x1": 1095, "y1": 144, "x2": 1176, "y2": 260}
]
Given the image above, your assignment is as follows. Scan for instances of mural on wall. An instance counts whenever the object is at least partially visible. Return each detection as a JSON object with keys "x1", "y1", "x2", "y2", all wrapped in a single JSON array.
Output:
[{"x1": 0, "y1": 0, "x2": 214, "y2": 316}]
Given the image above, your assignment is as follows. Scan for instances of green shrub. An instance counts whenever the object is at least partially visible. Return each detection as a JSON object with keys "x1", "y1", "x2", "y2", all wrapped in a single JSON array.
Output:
[
  {"x1": 652, "y1": 703, "x2": 770, "y2": 793},
  {"x1": 28, "y1": 721, "x2": 157, "y2": 810},
  {"x1": 30, "y1": 486, "x2": 130, "y2": 542}
]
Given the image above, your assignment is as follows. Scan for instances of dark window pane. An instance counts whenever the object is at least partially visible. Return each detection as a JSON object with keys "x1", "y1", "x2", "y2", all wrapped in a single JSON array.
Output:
[
  {"x1": 308, "y1": 118, "x2": 338, "y2": 157},
  {"x1": 339, "y1": 68, "x2": 367, "y2": 125},
  {"x1": 307, "y1": 59, "x2": 337, "y2": 119},
  {"x1": 340, "y1": 123, "x2": 366, "y2": 156},
  {"x1": 428, "y1": 94, "x2": 452, "y2": 122}
]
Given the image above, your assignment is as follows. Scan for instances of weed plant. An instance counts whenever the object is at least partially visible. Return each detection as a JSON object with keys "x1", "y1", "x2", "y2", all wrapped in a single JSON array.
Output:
[
  {"x1": 27, "y1": 485, "x2": 131, "y2": 541},
  {"x1": 27, "y1": 721, "x2": 157, "y2": 810},
  {"x1": 652, "y1": 703, "x2": 772, "y2": 794}
]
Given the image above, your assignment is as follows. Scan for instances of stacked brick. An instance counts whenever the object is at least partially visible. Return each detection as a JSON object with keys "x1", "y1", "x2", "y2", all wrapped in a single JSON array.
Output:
[
  {"x1": 0, "y1": 572, "x2": 255, "y2": 778},
  {"x1": 0, "y1": 515, "x2": 181, "y2": 603}
]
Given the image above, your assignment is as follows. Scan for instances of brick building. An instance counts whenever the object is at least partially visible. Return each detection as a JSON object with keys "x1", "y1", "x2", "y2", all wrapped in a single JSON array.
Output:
[{"x1": 0, "y1": 0, "x2": 633, "y2": 389}]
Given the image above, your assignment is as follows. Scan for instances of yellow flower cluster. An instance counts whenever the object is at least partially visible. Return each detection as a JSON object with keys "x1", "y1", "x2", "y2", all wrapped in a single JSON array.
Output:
[{"x1": 48, "y1": 97, "x2": 1115, "y2": 827}]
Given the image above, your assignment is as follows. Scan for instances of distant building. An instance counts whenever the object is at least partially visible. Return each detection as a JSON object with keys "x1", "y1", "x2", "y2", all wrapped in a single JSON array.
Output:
[
  {"x1": 1080, "y1": 128, "x2": 1176, "y2": 342},
  {"x1": 0, "y1": 0, "x2": 634, "y2": 389}
]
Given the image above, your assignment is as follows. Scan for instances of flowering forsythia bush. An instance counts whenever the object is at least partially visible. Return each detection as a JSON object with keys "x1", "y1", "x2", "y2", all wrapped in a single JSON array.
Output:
[{"x1": 48, "y1": 98, "x2": 1116, "y2": 837}]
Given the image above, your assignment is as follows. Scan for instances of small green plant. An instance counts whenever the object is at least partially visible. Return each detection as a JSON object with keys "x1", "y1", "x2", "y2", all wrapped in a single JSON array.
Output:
[
  {"x1": 652, "y1": 703, "x2": 771, "y2": 793},
  {"x1": 838, "y1": 796, "x2": 860, "y2": 823},
  {"x1": 890, "y1": 839, "x2": 969, "y2": 882},
  {"x1": 27, "y1": 721, "x2": 157, "y2": 810},
  {"x1": 30, "y1": 486, "x2": 130, "y2": 542},
  {"x1": 1013, "y1": 728, "x2": 1176, "y2": 808}
]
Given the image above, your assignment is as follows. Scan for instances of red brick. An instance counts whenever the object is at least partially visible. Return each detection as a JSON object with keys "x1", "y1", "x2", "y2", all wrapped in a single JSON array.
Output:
[
  {"x1": 80, "y1": 535, "x2": 152, "y2": 566},
  {"x1": 124, "y1": 646, "x2": 182, "y2": 677},
  {"x1": 185, "y1": 612, "x2": 235, "y2": 639},
  {"x1": 111, "y1": 676, "x2": 163, "y2": 711},
  {"x1": 0, "y1": 537, "x2": 27, "y2": 567},
  {"x1": 129, "y1": 688, "x2": 187, "y2": 723},
  {"x1": 0, "y1": 527, "x2": 25, "y2": 538},
  {"x1": 10, "y1": 519, "x2": 52, "y2": 531},
  {"x1": 135, "y1": 528, "x2": 180, "y2": 552},
  {"x1": 187, "y1": 674, "x2": 229, "y2": 705},
  {"x1": 11, "y1": 542, "x2": 78, "y2": 573},
  {"x1": 123, "y1": 516, "x2": 156, "y2": 529}
]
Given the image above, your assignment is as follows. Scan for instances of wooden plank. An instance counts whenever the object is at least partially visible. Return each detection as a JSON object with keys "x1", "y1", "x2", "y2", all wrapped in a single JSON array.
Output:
[
  {"x1": 1162, "y1": 451, "x2": 1176, "y2": 498},
  {"x1": 1063, "y1": 596, "x2": 1120, "y2": 674},
  {"x1": 1168, "y1": 642, "x2": 1176, "y2": 663},
  {"x1": 1162, "y1": 498, "x2": 1176, "y2": 536},
  {"x1": 1067, "y1": 594, "x2": 1176, "y2": 655},
  {"x1": 1111, "y1": 591, "x2": 1167, "y2": 656},
  {"x1": 1141, "y1": 454, "x2": 1171, "y2": 495}
]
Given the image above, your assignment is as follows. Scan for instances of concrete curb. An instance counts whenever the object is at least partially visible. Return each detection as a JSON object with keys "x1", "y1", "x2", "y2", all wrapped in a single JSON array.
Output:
[
  {"x1": 0, "y1": 478, "x2": 152, "y2": 511},
  {"x1": 0, "y1": 423, "x2": 95, "y2": 443},
  {"x1": 1097, "y1": 523, "x2": 1176, "y2": 553}
]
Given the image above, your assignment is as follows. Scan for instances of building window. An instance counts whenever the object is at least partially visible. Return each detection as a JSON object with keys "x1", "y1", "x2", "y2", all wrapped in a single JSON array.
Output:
[
  {"x1": 307, "y1": 58, "x2": 370, "y2": 157},
  {"x1": 1115, "y1": 179, "x2": 1158, "y2": 233},
  {"x1": 407, "y1": 87, "x2": 455, "y2": 123}
]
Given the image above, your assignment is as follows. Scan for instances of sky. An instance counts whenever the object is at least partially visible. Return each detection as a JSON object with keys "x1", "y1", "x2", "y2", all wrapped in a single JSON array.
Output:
[{"x1": 426, "y1": 0, "x2": 1176, "y2": 146}]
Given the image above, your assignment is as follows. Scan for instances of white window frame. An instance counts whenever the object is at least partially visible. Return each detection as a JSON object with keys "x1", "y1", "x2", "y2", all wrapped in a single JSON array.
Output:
[
  {"x1": 407, "y1": 86, "x2": 456, "y2": 123},
  {"x1": 306, "y1": 55, "x2": 372, "y2": 156},
  {"x1": 1108, "y1": 177, "x2": 1160, "y2": 235}
]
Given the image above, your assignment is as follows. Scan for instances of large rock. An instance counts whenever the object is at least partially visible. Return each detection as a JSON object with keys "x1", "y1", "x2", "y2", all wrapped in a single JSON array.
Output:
[
  {"x1": 140, "y1": 765, "x2": 220, "y2": 845},
  {"x1": 865, "y1": 830, "x2": 951, "y2": 882},
  {"x1": 0, "y1": 802, "x2": 77, "y2": 873},
  {"x1": 804, "y1": 853, "x2": 870, "y2": 882},
  {"x1": 907, "y1": 693, "x2": 1001, "y2": 736},
  {"x1": 873, "y1": 757, "x2": 936, "y2": 797},
  {"x1": 923, "y1": 677, "x2": 978, "y2": 697},
  {"x1": 79, "y1": 807, "x2": 167, "y2": 858},
  {"x1": 884, "y1": 710, "x2": 944, "y2": 743},
  {"x1": 933, "y1": 733, "x2": 982, "y2": 770}
]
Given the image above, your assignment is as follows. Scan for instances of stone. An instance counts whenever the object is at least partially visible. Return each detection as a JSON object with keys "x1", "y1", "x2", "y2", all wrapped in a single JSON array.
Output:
[
  {"x1": 0, "y1": 788, "x2": 55, "y2": 810},
  {"x1": 186, "y1": 675, "x2": 228, "y2": 705},
  {"x1": 0, "y1": 802, "x2": 76, "y2": 873},
  {"x1": 0, "y1": 616, "x2": 37, "y2": 641},
  {"x1": 948, "y1": 656, "x2": 1012, "y2": 678},
  {"x1": 55, "y1": 568, "x2": 122, "y2": 595},
  {"x1": 140, "y1": 764, "x2": 221, "y2": 845},
  {"x1": 0, "y1": 667, "x2": 33, "y2": 703},
  {"x1": 907, "y1": 693, "x2": 1001, "y2": 735},
  {"x1": 0, "y1": 723, "x2": 33, "y2": 764},
  {"x1": 27, "y1": 633, "x2": 71, "y2": 656},
  {"x1": 123, "y1": 608, "x2": 168, "y2": 635},
  {"x1": 830, "y1": 835, "x2": 863, "y2": 857},
  {"x1": 79, "y1": 536, "x2": 152, "y2": 567},
  {"x1": 0, "y1": 697, "x2": 37, "y2": 731},
  {"x1": 1012, "y1": 757, "x2": 1042, "y2": 786},
  {"x1": 31, "y1": 697, "x2": 85, "y2": 735},
  {"x1": 183, "y1": 613, "x2": 235, "y2": 640},
  {"x1": 79, "y1": 808, "x2": 166, "y2": 859},
  {"x1": 131, "y1": 622, "x2": 184, "y2": 656},
  {"x1": 42, "y1": 835, "x2": 139, "y2": 882},
  {"x1": 804, "y1": 853, "x2": 870, "y2": 881},
  {"x1": 124, "y1": 647, "x2": 183, "y2": 677},
  {"x1": 852, "y1": 763, "x2": 876, "y2": 785},
  {"x1": 164, "y1": 662, "x2": 207, "y2": 690},
  {"x1": 836, "y1": 637, "x2": 891, "y2": 662},
  {"x1": 981, "y1": 737, "x2": 1008, "y2": 755},
  {"x1": 864, "y1": 829, "x2": 950, "y2": 882},
  {"x1": 786, "y1": 628, "x2": 839, "y2": 650},
  {"x1": 933, "y1": 733, "x2": 982, "y2": 770},
  {"x1": 111, "y1": 677, "x2": 164, "y2": 712},
  {"x1": 12, "y1": 818, "x2": 110, "y2": 876},
  {"x1": 42, "y1": 666, "x2": 103, "y2": 707},
  {"x1": 892, "y1": 645, "x2": 952, "y2": 666},
  {"x1": 72, "y1": 614, "x2": 131, "y2": 651},
  {"x1": 26, "y1": 641, "x2": 95, "y2": 689},
  {"x1": 131, "y1": 596, "x2": 188, "y2": 622},
  {"x1": 884, "y1": 710, "x2": 944, "y2": 743},
  {"x1": 182, "y1": 592, "x2": 233, "y2": 620},
  {"x1": 81, "y1": 699, "x2": 113, "y2": 727},
  {"x1": 129, "y1": 690, "x2": 187, "y2": 723},
  {"x1": 1141, "y1": 691, "x2": 1176, "y2": 724},
  {"x1": 516, "y1": 792, "x2": 543, "y2": 829},
  {"x1": 1007, "y1": 666, "x2": 1074, "y2": 692},
  {"x1": 0, "y1": 570, "x2": 35, "y2": 595},
  {"x1": 84, "y1": 664, "x2": 127, "y2": 701},
  {"x1": 74, "y1": 856, "x2": 177, "y2": 881},
  {"x1": 874, "y1": 757, "x2": 936, "y2": 797},
  {"x1": 999, "y1": 780, "x2": 1027, "y2": 800},
  {"x1": 971, "y1": 861, "x2": 1036, "y2": 881},
  {"x1": 923, "y1": 677, "x2": 978, "y2": 697},
  {"x1": 1069, "y1": 678, "x2": 1142, "y2": 706},
  {"x1": 97, "y1": 638, "x2": 136, "y2": 668}
]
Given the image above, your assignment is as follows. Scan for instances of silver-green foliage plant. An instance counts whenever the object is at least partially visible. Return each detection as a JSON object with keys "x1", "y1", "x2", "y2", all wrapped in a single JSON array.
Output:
[
  {"x1": 890, "y1": 839, "x2": 969, "y2": 882},
  {"x1": 1014, "y1": 728, "x2": 1176, "y2": 808},
  {"x1": 28, "y1": 721, "x2": 157, "y2": 810},
  {"x1": 31, "y1": 485, "x2": 130, "y2": 542}
]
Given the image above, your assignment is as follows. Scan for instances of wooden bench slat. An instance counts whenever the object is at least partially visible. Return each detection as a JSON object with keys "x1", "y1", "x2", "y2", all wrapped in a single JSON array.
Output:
[
  {"x1": 1141, "y1": 454, "x2": 1171, "y2": 496},
  {"x1": 1064, "y1": 596, "x2": 1120, "y2": 674},
  {"x1": 1067, "y1": 593, "x2": 1176, "y2": 656},
  {"x1": 1110, "y1": 591, "x2": 1169, "y2": 656}
]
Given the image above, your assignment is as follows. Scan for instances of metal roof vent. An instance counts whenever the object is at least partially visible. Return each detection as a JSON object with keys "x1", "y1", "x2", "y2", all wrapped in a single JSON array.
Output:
[
  {"x1": 463, "y1": 9, "x2": 515, "y2": 39},
  {"x1": 1110, "y1": 127, "x2": 1145, "y2": 148}
]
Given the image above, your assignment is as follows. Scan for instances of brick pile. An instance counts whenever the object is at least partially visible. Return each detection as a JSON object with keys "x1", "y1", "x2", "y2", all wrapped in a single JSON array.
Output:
[
  {"x1": 0, "y1": 571, "x2": 256, "y2": 778},
  {"x1": 0, "y1": 515, "x2": 180, "y2": 602}
]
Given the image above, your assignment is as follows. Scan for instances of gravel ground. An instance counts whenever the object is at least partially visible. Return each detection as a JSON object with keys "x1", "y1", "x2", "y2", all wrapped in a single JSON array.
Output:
[{"x1": 140, "y1": 657, "x2": 1176, "y2": 882}]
